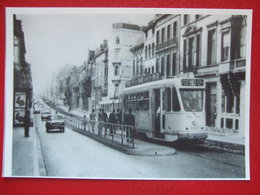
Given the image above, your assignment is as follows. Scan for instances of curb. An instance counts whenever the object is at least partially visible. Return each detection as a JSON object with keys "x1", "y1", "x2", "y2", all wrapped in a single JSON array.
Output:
[{"x1": 33, "y1": 115, "x2": 47, "y2": 176}]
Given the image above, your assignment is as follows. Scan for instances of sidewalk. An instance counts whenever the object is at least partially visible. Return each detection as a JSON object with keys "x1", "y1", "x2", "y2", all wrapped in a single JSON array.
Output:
[{"x1": 12, "y1": 116, "x2": 46, "y2": 177}]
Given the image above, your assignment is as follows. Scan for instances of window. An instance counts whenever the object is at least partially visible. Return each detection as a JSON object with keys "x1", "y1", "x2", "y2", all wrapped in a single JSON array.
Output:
[
  {"x1": 161, "y1": 28, "x2": 165, "y2": 43},
  {"x1": 114, "y1": 66, "x2": 119, "y2": 76},
  {"x1": 222, "y1": 90, "x2": 240, "y2": 114},
  {"x1": 172, "y1": 53, "x2": 176, "y2": 76},
  {"x1": 114, "y1": 48, "x2": 120, "y2": 58},
  {"x1": 195, "y1": 15, "x2": 200, "y2": 20},
  {"x1": 207, "y1": 29, "x2": 216, "y2": 65},
  {"x1": 152, "y1": 66, "x2": 154, "y2": 73},
  {"x1": 145, "y1": 68, "x2": 147, "y2": 75},
  {"x1": 136, "y1": 58, "x2": 139, "y2": 76},
  {"x1": 148, "y1": 44, "x2": 151, "y2": 58},
  {"x1": 140, "y1": 57, "x2": 143, "y2": 75},
  {"x1": 166, "y1": 54, "x2": 171, "y2": 77},
  {"x1": 180, "y1": 89, "x2": 204, "y2": 112},
  {"x1": 152, "y1": 43, "x2": 155, "y2": 57},
  {"x1": 184, "y1": 15, "x2": 188, "y2": 25},
  {"x1": 164, "y1": 88, "x2": 172, "y2": 112},
  {"x1": 167, "y1": 24, "x2": 171, "y2": 40},
  {"x1": 172, "y1": 87, "x2": 180, "y2": 111},
  {"x1": 126, "y1": 92, "x2": 149, "y2": 111},
  {"x1": 133, "y1": 60, "x2": 135, "y2": 76},
  {"x1": 173, "y1": 21, "x2": 177, "y2": 38},
  {"x1": 196, "y1": 34, "x2": 201, "y2": 67},
  {"x1": 145, "y1": 46, "x2": 147, "y2": 59},
  {"x1": 221, "y1": 31, "x2": 229, "y2": 62},
  {"x1": 188, "y1": 37, "x2": 195, "y2": 70},
  {"x1": 161, "y1": 56, "x2": 165, "y2": 76},
  {"x1": 148, "y1": 67, "x2": 151, "y2": 74},
  {"x1": 115, "y1": 36, "x2": 120, "y2": 44},
  {"x1": 156, "y1": 58, "x2": 159, "y2": 73},
  {"x1": 183, "y1": 39, "x2": 187, "y2": 72},
  {"x1": 156, "y1": 31, "x2": 160, "y2": 44}
]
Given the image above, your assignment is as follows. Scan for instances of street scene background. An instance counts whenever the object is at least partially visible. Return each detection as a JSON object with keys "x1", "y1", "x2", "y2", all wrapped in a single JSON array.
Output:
[{"x1": 4, "y1": 8, "x2": 251, "y2": 179}]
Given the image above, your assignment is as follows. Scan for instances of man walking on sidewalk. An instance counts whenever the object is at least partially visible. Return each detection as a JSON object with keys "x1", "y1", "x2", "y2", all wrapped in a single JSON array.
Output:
[{"x1": 23, "y1": 111, "x2": 31, "y2": 137}]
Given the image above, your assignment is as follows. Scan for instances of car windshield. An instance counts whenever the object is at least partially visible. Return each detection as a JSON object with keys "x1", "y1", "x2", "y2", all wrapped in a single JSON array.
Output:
[
  {"x1": 43, "y1": 111, "x2": 51, "y2": 114},
  {"x1": 180, "y1": 89, "x2": 204, "y2": 112},
  {"x1": 50, "y1": 115, "x2": 63, "y2": 120}
]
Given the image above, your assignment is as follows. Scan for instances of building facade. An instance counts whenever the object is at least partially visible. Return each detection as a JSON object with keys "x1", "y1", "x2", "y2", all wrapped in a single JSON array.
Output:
[
  {"x1": 99, "y1": 23, "x2": 144, "y2": 111},
  {"x1": 179, "y1": 14, "x2": 247, "y2": 136},
  {"x1": 13, "y1": 15, "x2": 33, "y2": 126}
]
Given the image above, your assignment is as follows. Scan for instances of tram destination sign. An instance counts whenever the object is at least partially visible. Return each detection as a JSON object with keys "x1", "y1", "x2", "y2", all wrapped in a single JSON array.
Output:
[{"x1": 181, "y1": 79, "x2": 204, "y2": 86}]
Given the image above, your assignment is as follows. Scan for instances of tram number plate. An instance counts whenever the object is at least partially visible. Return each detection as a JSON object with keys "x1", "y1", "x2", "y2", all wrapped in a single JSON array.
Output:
[{"x1": 181, "y1": 79, "x2": 204, "y2": 86}]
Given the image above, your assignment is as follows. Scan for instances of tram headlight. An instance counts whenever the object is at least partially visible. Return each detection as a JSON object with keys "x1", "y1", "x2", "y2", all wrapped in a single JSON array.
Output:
[{"x1": 192, "y1": 120, "x2": 197, "y2": 126}]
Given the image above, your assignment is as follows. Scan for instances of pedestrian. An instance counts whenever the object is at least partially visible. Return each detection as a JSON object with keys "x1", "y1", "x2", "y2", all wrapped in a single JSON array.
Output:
[
  {"x1": 108, "y1": 109, "x2": 116, "y2": 135},
  {"x1": 155, "y1": 106, "x2": 161, "y2": 133},
  {"x1": 98, "y1": 108, "x2": 103, "y2": 135},
  {"x1": 23, "y1": 111, "x2": 31, "y2": 137},
  {"x1": 102, "y1": 108, "x2": 108, "y2": 135},
  {"x1": 115, "y1": 108, "x2": 122, "y2": 124},
  {"x1": 83, "y1": 115, "x2": 87, "y2": 131},
  {"x1": 124, "y1": 108, "x2": 135, "y2": 143},
  {"x1": 89, "y1": 109, "x2": 97, "y2": 132}
]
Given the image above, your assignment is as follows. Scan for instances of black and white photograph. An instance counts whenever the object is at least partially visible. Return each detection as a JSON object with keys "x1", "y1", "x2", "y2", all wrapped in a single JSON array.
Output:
[{"x1": 3, "y1": 8, "x2": 252, "y2": 179}]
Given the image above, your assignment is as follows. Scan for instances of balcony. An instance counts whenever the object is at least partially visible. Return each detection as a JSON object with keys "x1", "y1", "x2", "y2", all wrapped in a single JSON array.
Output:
[
  {"x1": 156, "y1": 37, "x2": 178, "y2": 52},
  {"x1": 219, "y1": 58, "x2": 246, "y2": 74}
]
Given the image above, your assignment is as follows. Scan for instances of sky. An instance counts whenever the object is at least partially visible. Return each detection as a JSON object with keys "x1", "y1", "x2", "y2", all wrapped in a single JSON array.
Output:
[{"x1": 16, "y1": 13, "x2": 155, "y2": 96}]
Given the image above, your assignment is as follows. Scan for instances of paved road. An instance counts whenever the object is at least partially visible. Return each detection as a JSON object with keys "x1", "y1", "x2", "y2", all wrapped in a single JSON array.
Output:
[{"x1": 35, "y1": 113, "x2": 245, "y2": 179}]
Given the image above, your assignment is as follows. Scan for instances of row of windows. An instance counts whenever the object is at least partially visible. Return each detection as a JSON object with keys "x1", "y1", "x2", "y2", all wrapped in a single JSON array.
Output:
[
  {"x1": 183, "y1": 15, "x2": 202, "y2": 25},
  {"x1": 141, "y1": 53, "x2": 177, "y2": 77},
  {"x1": 183, "y1": 29, "x2": 236, "y2": 72},
  {"x1": 156, "y1": 21, "x2": 178, "y2": 45},
  {"x1": 124, "y1": 88, "x2": 181, "y2": 113},
  {"x1": 145, "y1": 43, "x2": 155, "y2": 59},
  {"x1": 133, "y1": 58, "x2": 143, "y2": 76}
]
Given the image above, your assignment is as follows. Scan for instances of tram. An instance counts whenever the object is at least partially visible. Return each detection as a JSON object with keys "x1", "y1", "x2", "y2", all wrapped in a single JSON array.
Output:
[{"x1": 122, "y1": 77, "x2": 208, "y2": 142}]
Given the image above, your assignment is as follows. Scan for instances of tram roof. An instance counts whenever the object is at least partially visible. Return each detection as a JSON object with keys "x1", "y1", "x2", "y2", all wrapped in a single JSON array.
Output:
[{"x1": 123, "y1": 77, "x2": 204, "y2": 94}]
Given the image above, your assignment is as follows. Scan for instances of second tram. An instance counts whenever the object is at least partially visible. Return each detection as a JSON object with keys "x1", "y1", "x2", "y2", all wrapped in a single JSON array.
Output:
[{"x1": 122, "y1": 77, "x2": 208, "y2": 142}]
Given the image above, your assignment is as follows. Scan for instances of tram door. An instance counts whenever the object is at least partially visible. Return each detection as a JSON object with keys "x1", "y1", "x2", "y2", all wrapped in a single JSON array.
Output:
[{"x1": 154, "y1": 89, "x2": 161, "y2": 137}]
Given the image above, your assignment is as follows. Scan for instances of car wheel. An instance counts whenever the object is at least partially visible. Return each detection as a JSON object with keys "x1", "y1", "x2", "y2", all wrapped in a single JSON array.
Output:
[{"x1": 61, "y1": 128, "x2": 65, "y2": 132}]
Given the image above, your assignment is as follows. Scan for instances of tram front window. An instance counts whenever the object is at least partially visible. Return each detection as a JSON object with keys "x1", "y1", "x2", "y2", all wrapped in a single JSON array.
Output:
[{"x1": 180, "y1": 89, "x2": 203, "y2": 112}]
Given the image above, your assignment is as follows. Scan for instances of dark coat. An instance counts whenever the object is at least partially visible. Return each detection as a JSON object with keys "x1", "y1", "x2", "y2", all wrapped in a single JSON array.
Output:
[
  {"x1": 108, "y1": 112, "x2": 116, "y2": 123},
  {"x1": 124, "y1": 113, "x2": 135, "y2": 127},
  {"x1": 23, "y1": 113, "x2": 31, "y2": 127}
]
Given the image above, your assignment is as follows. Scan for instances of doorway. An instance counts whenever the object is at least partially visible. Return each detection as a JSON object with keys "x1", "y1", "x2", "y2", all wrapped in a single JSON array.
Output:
[{"x1": 206, "y1": 83, "x2": 217, "y2": 127}]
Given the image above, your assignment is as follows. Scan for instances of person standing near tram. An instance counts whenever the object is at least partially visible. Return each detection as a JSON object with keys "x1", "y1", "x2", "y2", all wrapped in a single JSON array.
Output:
[
  {"x1": 89, "y1": 109, "x2": 97, "y2": 132},
  {"x1": 124, "y1": 108, "x2": 135, "y2": 143},
  {"x1": 98, "y1": 108, "x2": 103, "y2": 135},
  {"x1": 108, "y1": 109, "x2": 116, "y2": 135}
]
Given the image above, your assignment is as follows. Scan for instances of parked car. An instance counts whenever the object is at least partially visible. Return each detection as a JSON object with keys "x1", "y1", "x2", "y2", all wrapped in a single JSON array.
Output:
[
  {"x1": 33, "y1": 103, "x2": 41, "y2": 114},
  {"x1": 41, "y1": 110, "x2": 51, "y2": 121},
  {"x1": 45, "y1": 114, "x2": 65, "y2": 133}
]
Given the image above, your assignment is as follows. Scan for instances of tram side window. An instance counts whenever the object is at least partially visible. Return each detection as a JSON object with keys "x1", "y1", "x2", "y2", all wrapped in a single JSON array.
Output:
[
  {"x1": 172, "y1": 87, "x2": 180, "y2": 111},
  {"x1": 164, "y1": 88, "x2": 171, "y2": 112},
  {"x1": 125, "y1": 92, "x2": 149, "y2": 111}
]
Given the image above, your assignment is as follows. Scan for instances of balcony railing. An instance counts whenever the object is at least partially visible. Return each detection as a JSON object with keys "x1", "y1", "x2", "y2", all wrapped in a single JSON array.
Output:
[
  {"x1": 219, "y1": 58, "x2": 246, "y2": 74},
  {"x1": 126, "y1": 72, "x2": 161, "y2": 87},
  {"x1": 156, "y1": 37, "x2": 178, "y2": 52}
]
